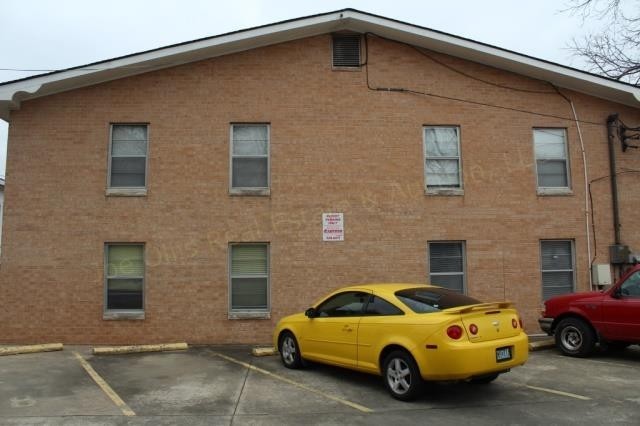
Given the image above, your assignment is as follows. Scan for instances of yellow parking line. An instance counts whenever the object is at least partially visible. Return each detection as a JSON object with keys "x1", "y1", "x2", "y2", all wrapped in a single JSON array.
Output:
[
  {"x1": 214, "y1": 352, "x2": 373, "y2": 413},
  {"x1": 72, "y1": 352, "x2": 136, "y2": 416},
  {"x1": 526, "y1": 385, "x2": 592, "y2": 401}
]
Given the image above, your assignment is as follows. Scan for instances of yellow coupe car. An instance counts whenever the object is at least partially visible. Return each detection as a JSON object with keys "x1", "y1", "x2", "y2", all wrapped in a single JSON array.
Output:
[{"x1": 273, "y1": 283, "x2": 528, "y2": 400}]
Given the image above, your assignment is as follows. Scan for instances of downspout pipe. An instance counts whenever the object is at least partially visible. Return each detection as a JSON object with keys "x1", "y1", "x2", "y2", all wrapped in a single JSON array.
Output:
[{"x1": 606, "y1": 114, "x2": 621, "y2": 245}]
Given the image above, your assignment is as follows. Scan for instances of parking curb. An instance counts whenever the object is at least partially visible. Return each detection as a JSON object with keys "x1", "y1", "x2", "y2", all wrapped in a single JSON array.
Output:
[
  {"x1": 528, "y1": 338, "x2": 555, "y2": 351},
  {"x1": 252, "y1": 346, "x2": 278, "y2": 356},
  {"x1": 92, "y1": 342, "x2": 188, "y2": 355},
  {"x1": 0, "y1": 343, "x2": 64, "y2": 356}
]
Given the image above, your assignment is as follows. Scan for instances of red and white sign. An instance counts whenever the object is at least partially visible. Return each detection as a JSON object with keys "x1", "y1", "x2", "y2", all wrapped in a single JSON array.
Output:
[{"x1": 322, "y1": 213, "x2": 344, "y2": 241}]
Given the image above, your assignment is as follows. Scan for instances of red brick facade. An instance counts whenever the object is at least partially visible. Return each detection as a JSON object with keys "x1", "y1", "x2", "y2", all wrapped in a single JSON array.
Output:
[{"x1": 1, "y1": 34, "x2": 639, "y2": 344}]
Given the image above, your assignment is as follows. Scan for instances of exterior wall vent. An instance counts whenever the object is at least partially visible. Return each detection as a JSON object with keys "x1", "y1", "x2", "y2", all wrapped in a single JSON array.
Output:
[{"x1": 332, "y1": 34, "x2": 361, "y2": 68}]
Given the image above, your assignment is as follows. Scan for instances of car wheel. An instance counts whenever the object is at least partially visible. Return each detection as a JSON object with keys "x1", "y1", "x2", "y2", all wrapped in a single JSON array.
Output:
[
  {"x1": 279, "y1": 331, "x2": 303, "y2": 369},
  {"x1": 555, "y1": 318, "x2": 596, "y2": 357},
  {"x1": 469, "y1": 373, "x2": 500, "y2": 384},
  {"x1": 382, "y1": 350, "x2": 422, "y2": 401}
]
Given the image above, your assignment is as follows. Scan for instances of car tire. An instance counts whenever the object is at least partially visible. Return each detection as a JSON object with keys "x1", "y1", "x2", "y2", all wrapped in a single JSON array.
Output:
[
  {"x1": 279, "y1": 331, "x2": 303, "y2": 369},
  {"x1": 382, "y1": 350, "x2": 422, "y2": 401},
  {"x1": 469, "y1": 373, "x2": 500, "y2": 384},
  {"x1": 555, "y1": 317, "x2": 596, "y2": 357}
]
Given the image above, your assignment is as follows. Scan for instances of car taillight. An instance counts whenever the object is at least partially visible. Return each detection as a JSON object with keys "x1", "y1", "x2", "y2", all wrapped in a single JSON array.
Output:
[
  {"x1": 519, "y1": 317, "x2": 524, "y2": 329},
  {"x1": 447, "y1": 325, "x2": 463, "y2": 339},
  {"x1": 512, "y1": 318, "x2": 518, "y2": 329},
  {"x1": 469, "y1": 324, "x2": 478, "y2": 335}
]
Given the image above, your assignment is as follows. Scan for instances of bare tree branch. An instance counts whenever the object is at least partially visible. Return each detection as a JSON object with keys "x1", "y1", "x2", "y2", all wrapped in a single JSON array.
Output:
[{"x1": 563, "y1": 0, "x2": 640, "y2": 85}]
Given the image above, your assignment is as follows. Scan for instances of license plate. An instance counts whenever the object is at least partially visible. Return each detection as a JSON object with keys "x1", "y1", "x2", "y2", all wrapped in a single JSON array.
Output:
[{"x1": 496, "y1": 346, "x2": 512, "y2": 362}]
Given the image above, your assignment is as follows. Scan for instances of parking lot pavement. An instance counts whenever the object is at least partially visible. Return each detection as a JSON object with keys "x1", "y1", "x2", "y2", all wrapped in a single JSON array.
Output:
[{"x1": 1, "y1": 345, "x2": 639, "y2": 425}]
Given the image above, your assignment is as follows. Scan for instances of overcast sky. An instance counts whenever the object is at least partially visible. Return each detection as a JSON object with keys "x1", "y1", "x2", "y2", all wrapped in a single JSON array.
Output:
[{"x1": 0, "y1": 0, "x2": 604, "y2": 178}]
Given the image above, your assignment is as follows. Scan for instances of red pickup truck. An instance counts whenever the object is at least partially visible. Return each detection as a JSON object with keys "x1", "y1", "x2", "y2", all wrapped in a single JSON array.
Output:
[{"x1": 539, "y1": 264, "x2": 640, "y2": 357}]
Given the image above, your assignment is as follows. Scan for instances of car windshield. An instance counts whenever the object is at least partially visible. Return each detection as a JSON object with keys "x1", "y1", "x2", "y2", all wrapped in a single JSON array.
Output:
[{"x1": 395, "y1": 287, "x2": 481, "y2": 313}]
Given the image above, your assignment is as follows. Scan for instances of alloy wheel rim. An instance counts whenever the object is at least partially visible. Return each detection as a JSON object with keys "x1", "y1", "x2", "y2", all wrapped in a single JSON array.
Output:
[
  {"x1": 560, "y1": 326, "x2": 583, "y2": 351},
  {"x1": 387, "y1": 358, "x2": 411, "y2": 395},
  {"x1": 282, "y1": 337, "x2": 296, "y2": 364}
]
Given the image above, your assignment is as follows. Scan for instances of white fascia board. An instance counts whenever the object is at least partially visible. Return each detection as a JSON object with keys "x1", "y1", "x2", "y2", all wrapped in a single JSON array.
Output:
[
  {"x1": 0, "y1": 11, "x2": 347, "y2": 121},
  {"x1": 1, "y1": 9, "x2": 639, "y2": 122},
  {"x1": 341, "y1": 11, "x2": 640, "y2": 107}
]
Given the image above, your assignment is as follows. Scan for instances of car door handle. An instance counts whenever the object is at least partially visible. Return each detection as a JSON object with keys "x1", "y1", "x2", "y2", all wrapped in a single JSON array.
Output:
[{"x1": 342, "y1": 325, "x2": 353, "y2": 332}]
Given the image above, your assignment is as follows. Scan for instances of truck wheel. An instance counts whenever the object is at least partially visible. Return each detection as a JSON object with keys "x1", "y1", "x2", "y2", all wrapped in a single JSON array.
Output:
[{"x1": 555, "y1": 318, "x2": 596, "y2": 357}]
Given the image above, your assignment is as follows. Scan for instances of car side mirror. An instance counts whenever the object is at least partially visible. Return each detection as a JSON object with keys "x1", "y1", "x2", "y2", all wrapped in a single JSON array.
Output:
[
  {"x1": 612, "y1": 287, "x2": 622, "y2": 299},
  {"x1": 305, "y1": 307, "x2": 318, "y2": 318}
]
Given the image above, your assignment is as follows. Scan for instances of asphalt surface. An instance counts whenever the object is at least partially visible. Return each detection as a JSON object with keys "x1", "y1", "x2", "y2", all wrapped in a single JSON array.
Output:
[{"x1": 0, "y1": 344, "x2": 639, "y2": 425}]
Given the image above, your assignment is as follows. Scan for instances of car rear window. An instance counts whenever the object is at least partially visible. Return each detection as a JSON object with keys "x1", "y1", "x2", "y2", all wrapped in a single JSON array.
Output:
[{"x1": 395, "y1": 287, "x2": 481, "y2": 313}]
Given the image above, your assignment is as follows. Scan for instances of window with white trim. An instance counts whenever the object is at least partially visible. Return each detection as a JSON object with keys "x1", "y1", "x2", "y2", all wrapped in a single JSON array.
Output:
[
  {"x1": 428, "y1": 241, "x2": 466, "y2": 293},
  {"x1": 105, "y1": 244, "x2": 144, "y2": 312},
  {"x1": 230, "y1": 243, "x2": 269, "y2": 312},
  {"x1": 109, "y1": 124, "x2": 148, "y2": 189},
  {"x1": 534, "y1": 128, "x2": 570, "y2": 190},
  {"x1": 231, "y1": 124, "x2": 269, "y2": 190},
  {"x1": 424, "y1": 126, "x2": 462, "y2": 190},
  {"x1": 540, "y1": 240, "x2": 575, "y2": 300}
]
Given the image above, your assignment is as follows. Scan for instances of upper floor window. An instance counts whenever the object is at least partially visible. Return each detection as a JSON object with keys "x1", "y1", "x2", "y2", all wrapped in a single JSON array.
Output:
[
  {"x1": 108, "y1": 124, "x2": 148, "y2": 192},
  {"x1": 424, "y1": 126, "x2": 462, "y2": 191},
  {"x1": 230, "y1": 124, "x2": 270, "y2": 193},
  {"x1": 533, "y1": 128, "x2": 570, "y2": 192}
]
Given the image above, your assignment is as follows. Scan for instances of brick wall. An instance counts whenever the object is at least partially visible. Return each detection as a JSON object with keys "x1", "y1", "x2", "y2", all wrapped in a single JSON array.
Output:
[{"x1": 1, "y1": 34, "x2": 639, "y2": 344}]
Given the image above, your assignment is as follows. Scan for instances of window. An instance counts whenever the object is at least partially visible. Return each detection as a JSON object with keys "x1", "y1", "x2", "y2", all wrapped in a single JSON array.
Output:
[
  {"x1": 109, "y1": 124, "x2": 148, "y2": 190},
  {"x1": 105, "y1": 244, "x2": 144, "y2": 312},
  {"x1": 396, "y1": 287, "x2": 481, "y2": 314},
  {"x1": 364, "y1": 295, "x2": 404, "y2": 316},
  {"x1": 230, "y1": 124, "x2": 269, "y2": 192},
  {"x1": 423, "y1": 126, "x2": 462, "y2": 191},
  {"x1": 534, "y1": 128, "x2": 570, "y2": 191},
  {"x1": 428, "y1": 241, "x2": 466, "y2": 293},
  {"x1": 316, "y1": 292, "x2": 368, "y2": 317},
  {"x1": 620, "y1": 271, "x2": 640, "y2": 298},
  {"x1": 332, "y1": 34, "x2": 361, "y2": 68},
  {"x1": 540, "y1": 240, "x2": 575, "y2": 300},
  {"x1": 230, "y1": 244, "x2": 269, "y2": 312}
]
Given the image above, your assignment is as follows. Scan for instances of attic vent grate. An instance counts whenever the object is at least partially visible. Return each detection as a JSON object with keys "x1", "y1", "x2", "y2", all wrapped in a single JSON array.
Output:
[{"x1": 332, "y1": 34, "x2": 361, "y2": 68}]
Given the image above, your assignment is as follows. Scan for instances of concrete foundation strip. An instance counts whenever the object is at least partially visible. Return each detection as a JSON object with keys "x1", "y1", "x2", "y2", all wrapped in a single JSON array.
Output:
[
  {"x1": 214, "y1": 352, "x2": 373, "y2": 413},
  {"x1": 72, "y1": 351, "x2": 136, "y2": 416},
  {"x1": 0, "y1": 343, "x2": 63, "y2": 356},
  {"x1": 92, "y1": 342, "x2": 188, "y2": 355},
  {"x1": 528, "y1": 338, "x2": 555, "y2": 351}
]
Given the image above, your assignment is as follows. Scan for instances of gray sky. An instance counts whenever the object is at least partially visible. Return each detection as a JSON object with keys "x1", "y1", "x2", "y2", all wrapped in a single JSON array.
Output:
[{"x1": 0, "y1": 0, "x2": 602, "y2": 178}]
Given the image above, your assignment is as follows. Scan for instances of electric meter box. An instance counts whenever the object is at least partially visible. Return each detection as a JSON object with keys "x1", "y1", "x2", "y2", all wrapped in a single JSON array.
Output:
[{"x1": 592, "y1": 264, "x2": 612, "y2": 286}]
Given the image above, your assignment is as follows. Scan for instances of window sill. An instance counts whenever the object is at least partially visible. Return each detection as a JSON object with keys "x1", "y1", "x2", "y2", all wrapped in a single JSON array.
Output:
[
  {"x1": 229, "y1": 188, "x2": 270, "y2": 197},
  {"x1": 425, "y1": 188, "x2": 464, "y2": 196},
  {"x1": 228, "y1": 311, "x2": 271, "y2": 320},
  {"x1": 103, "y1": 311, "x2": 145, "y2": 320},
  {"x1": 106, "y1": 188, "x2": 147, "y2": 197},
  {"x1": 332, "y1": 66, "x2": 362, "y2": 72},
  {"x1": 537, "y1": 188, "x2": 573, "y2": 196}
]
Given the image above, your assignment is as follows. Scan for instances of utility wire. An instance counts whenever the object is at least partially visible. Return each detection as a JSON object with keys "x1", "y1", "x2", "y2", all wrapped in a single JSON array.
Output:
[{"x1": 362, "y1": 33, "x2": 605, "y2": 126}]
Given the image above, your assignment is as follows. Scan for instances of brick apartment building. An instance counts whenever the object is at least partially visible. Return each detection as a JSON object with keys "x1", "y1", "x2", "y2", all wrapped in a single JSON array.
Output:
[{"x1": 0, "y1": 10, "x2": 639, "y2": 344}]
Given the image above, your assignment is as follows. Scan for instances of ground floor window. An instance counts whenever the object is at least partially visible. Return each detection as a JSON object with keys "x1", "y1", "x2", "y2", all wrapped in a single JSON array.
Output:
[
  {"x1": 105, "y1": 244, "x2": 144, "y2": 311},
  {"x1": 540, "y1": 240, "x2": 575, "y2": 300},
  {"x1": 229, "y1": 243, "x2": 269, "y2": 312},
  {"x1": 428, "y1": 241, "x2": 466, "y2": 293}
]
